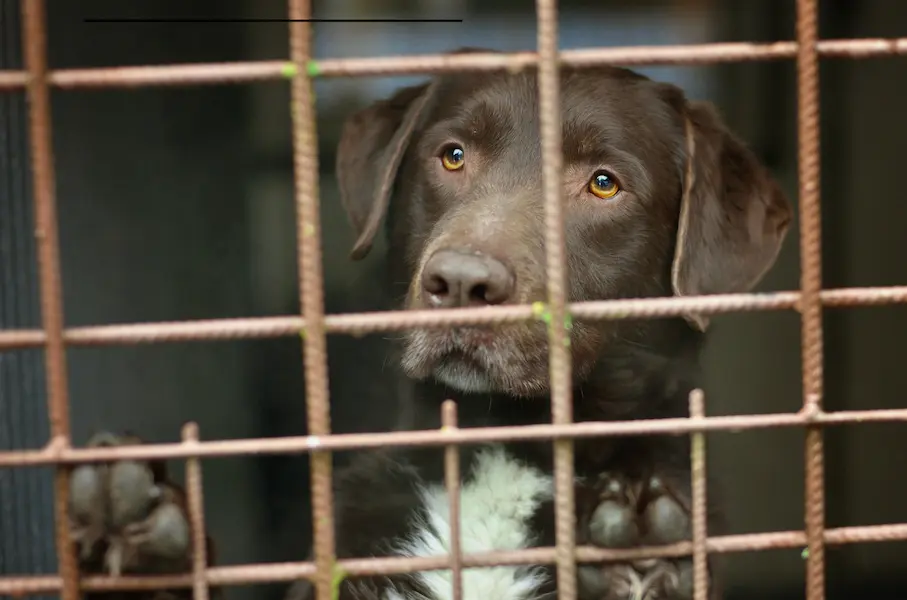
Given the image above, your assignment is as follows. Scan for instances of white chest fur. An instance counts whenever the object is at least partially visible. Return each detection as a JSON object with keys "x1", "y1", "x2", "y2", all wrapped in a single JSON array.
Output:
[{"x1": 385, "y1": 445, "x2": 554, "y2": 600}]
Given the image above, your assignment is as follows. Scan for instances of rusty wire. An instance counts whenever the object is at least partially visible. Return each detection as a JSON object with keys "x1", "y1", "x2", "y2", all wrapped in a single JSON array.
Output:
[
  {"x1": 287, "y1": 4, "x2": 337, "y2": 600},
  {"x1": 688, "y1": 390, "x2": 708, "y2": 600},
  {"x1": 2, "y1": 285, "x2": 907, "y2": 351},
  {"x1": 3, "y1": 521, "x2": 907, "y2": 595},
  {"x1": 441, "y1": 401, "x2": 463, "y2": 600},
  {"x1": 183, "y1": 423, "x2": 211, "y2": 600},
  {"x1": 0, "y1": 0, "x2": 906, "y2": 599},
  {"x1": 19, "y1": 2, "x2": 79, "y2": 600},
  {"x1": 2, "y1": 38, "x2": 907, "y2": 91},
  {"x1": 534, "y1": 1, "x2": 577, "y2": 600},
  {"x1": 1, "y1": 406, "x2": 907, "y2": 469},
  {"x1": 794, "y1": 1, "x2": 827, "y2": 598}
]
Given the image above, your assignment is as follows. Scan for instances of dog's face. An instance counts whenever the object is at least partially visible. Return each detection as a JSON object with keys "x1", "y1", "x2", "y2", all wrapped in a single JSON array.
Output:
[{"x1": 336, "y1": 54, "x2": 792, "y2": 398}]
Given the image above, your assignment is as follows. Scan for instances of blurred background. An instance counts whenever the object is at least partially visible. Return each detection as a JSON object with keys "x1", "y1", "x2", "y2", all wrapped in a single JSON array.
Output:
[{"x1": 1, "y1": 0, "x2": 905, "y2": 599}]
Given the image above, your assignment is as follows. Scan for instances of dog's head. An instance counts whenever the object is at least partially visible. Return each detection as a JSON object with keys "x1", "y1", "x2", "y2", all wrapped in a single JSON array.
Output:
[{"x1": 336, "y1": 51, "x2": 792, "y2": 398}]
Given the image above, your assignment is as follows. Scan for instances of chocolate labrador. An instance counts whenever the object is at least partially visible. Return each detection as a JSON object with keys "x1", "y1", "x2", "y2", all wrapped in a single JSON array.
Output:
[
  {"x1": 66, "y1": 49, "x2": 791, "y2": 600},
  {"x1": 311, "y1": 50, "x2": 790, "y2": 600}
]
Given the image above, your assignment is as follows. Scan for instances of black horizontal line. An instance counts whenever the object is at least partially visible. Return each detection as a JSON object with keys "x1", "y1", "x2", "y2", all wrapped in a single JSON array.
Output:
[{"x1": 83, "y1": 17, "x2": 464, "y2": 24}]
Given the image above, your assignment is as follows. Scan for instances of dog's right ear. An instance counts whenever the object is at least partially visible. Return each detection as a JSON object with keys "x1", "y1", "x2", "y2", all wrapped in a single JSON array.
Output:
[
  {"x1": 670, "y1": 99, "x2": 793, "y2": 331},
  {"x1": 336, "y1": 81, "x2": 436, "y2": 260}
]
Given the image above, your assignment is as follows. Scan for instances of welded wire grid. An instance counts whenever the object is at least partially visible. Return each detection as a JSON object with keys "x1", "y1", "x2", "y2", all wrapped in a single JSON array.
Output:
[{"x1": 1, "y1": 0, "x2": 907, "y2": 599}]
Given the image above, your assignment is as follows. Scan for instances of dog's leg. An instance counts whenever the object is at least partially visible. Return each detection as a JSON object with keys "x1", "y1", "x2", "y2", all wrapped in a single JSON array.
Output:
[
  {"x1": 69, "y1": 432, "x2": 203, "y2": 600},
  {"x1": 574, "y1": 466, "x2": 716, "y2": 600}
]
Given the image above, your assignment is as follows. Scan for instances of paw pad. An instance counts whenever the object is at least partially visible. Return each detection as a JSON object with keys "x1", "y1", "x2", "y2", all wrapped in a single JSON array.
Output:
[
  {"x1": 578, "y1": 473, "x2": 704, "y2": 600},
  {"x1": 67, "y1": 432, "x2": 192, "y2": 576}
]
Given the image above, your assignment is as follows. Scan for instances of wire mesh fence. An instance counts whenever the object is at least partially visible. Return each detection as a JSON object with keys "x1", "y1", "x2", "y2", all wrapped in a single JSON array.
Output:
[{"x1": 1, "y1": 0, "x2": 907, "y2": 599}]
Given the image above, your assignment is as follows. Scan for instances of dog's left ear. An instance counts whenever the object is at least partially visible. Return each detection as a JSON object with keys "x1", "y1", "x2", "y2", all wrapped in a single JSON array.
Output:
[
  {"x1": 335, "y1": 47, "x2": 495, "y2": 260},
  {"x1": 336, "y1": 81, "x2": 438, "y2": 260},
  {"x1": 671, "y1": 100, "x2": 793, "y2": 331}
]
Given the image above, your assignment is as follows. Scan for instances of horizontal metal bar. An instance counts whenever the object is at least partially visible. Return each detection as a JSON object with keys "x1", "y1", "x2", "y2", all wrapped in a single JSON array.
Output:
[
  {"x1": 311, "y1": 37, "x2": 907, "y2": 76},
  {"x1": 1, "y1": 522, "x2": 905, "y2": 594},
  {"x1": 0, "y1": 60, "x2": 292, "y2": 90},
  {"x1": 2, "y1": 285, "x2": 906, "y2": 350},
  {"x1": 0, "y1": 70, "x2": 26, "y2": 88},
  {"x1": 0, "y1": 38, "x2": 906, "y2": 91},
  {"x1": 1, "y1": 407, "x2": 906, "y2": 468}
]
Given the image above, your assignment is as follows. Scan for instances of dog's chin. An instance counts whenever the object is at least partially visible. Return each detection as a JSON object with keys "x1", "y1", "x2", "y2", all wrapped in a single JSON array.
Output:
[
  {"x1": 432, "y1": 355, "x2": 496, "y2": 394},
  {"x1": 400, "y1": 327, "x2": 552, "y2": 398}
]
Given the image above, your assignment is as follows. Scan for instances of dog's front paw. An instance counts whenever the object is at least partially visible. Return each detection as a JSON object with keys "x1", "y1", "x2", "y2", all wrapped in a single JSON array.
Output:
[
  {"x1": 576, "y1": 473, "x2": 697, "y2": 600},
  {"x1": 69, "y1": 432, "x2": 193, "y2": 578}
]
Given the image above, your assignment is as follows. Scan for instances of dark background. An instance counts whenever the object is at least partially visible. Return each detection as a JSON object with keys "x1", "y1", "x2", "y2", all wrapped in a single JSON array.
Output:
[{"x1": 1, "y1": 0, "x2": 905, "y2": 599}]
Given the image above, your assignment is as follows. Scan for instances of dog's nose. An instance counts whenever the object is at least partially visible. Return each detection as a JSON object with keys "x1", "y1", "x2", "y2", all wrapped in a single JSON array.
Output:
[{"x1": 421, "y1": 250, "x2": 515, "y2": 308}]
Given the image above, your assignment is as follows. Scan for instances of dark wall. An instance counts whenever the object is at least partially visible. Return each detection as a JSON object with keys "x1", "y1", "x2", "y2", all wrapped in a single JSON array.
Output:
[{"x1": 2, "y1": 2, "x2": 272, "y2": 599}]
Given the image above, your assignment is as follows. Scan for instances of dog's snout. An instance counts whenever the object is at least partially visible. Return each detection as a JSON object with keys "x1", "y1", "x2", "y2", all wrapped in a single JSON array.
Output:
[{"x1": 421, "y1": 250, "x2": 514, "y2": 308}]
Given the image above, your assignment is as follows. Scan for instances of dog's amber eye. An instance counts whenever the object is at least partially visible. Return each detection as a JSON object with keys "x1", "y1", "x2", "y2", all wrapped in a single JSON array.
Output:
[
  {"x1": 588, "y1": 171, "x2": 620, "y2": 199},
  {"x1": 441, "y1": 145, "x2": 465, "y2": 171}
]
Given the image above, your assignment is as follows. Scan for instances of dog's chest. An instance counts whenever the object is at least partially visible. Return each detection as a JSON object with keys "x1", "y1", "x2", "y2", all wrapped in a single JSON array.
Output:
[{"x1": 387, "y1": 445, "x2": 555, "y2": 600}]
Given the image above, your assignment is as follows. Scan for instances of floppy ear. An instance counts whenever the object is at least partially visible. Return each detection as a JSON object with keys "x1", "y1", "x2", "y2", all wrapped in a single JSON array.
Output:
[
  {"x1": 671, "y1": 100, "x2": 793, "y2": 331},
  {"x1": 336, "y1": 81, "x2": 437, "y2": 260}
]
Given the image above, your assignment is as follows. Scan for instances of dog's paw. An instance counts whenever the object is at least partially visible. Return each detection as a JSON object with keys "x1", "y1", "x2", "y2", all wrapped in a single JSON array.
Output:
[
  {"x1": 577, "y1": 473, "x2": 698, "y2": 600},
  {"x1": 69, "y1": 432, "x2": 193, "y2": 577}
]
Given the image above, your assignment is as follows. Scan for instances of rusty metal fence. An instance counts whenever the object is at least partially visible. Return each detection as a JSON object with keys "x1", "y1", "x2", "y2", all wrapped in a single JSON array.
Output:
[{"x1": 1, "y1": 0, "x2": 907, "y2": 600}]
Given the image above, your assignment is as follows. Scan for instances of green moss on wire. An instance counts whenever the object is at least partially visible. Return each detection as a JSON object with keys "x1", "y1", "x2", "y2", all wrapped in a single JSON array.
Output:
[
  {"x1": 281, "y1": 62, "x2": 298, "y2": 78},
  {"x1": 281, "y1": 61, "x2": 320, "y2": 78},
  {"x1": 532, "y1": 301, "x2": 573, "y2": 346},
  {"x1": 331, "y1": 564, "x2": 347, "y2": 600}
]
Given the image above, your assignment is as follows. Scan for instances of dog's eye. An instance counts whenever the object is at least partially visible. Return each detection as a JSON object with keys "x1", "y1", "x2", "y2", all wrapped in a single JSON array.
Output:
[
  {"x1": 440, "y1": 145, "x2": 465, "y2": 171},
  {"x1": 588, "y1": 171, "x2": 620, "y2": 199}
]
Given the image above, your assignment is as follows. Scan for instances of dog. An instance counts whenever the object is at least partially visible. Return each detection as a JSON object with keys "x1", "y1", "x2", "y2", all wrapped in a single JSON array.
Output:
[{"x1": 66, "y1": 48, "x2": 791, "y2": 600}]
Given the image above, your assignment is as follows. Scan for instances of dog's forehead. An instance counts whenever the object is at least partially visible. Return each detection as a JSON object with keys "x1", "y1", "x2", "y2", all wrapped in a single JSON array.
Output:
[
  {"x1": 438, "y1": 69, "x2": 665, "y2": 116},
  {"x1": 428, "y1": 68, "x2": 679, "y2": 147},
  {"x1": 421, "y1": 68, "x2": 682, "y2": 175}
]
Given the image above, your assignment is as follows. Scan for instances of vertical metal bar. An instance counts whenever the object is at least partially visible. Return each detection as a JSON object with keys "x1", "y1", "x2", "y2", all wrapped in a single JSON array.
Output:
[
  {"x1": 441, "y1": 400, "x2": 462, "y2": 600},
  {"x1": 2, "y1": 0, "x2": 57, "y2": 588},
  {"x1": 182, "y1": 422, "x2": 210, "y2": 600},
  {"x1": 794, "y1": 0, "x2": 826, "y2": 598},
  {"x1": 287, "y1": 3, "x2": 336, "y2": 600},
  {"x1": 689, "y1": 389, "x2": 708, "y2": 600},
  {"x1": 534, "y1": 2, "x2": 576, "y2": 600},
  {"x1": 19, "y1": 2, "x2": 79, "y2": 600}
]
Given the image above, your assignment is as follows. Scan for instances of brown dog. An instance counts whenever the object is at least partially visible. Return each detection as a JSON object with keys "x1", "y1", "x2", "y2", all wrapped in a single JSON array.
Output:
[
  {"x1": 68, "y1": 49, "x2": 791, "y2": 600},
  {"x1": 322, "y1": 49, "x2": 791, "y2": 600}
]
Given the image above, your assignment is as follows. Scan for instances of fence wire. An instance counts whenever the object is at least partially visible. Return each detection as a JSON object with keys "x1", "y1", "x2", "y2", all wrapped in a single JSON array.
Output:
[{"x1": 0, "y1": 1, "x2": 906, "y2": 600}]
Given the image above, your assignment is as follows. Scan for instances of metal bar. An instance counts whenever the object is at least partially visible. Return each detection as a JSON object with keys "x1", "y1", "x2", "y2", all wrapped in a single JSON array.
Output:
[
  {"x1": 19, "y1": 2, "x2": 78, "y2": 600},
  {"x1": 311, "y1": 38, "x2": 907, "y2": 76},
  {"x1": 182, "y1": 423, "x2": 211, "y2": 600},
  {"x1": 534, "y1": 2, "x2": 577, "y2": 599},
  {"x1": 2, "y1": 37, "x2": 907, "y2": 90},
  {"x1": 287, "y1": 3, "x2": 336, "y2": 600},
  {"x1": 689, "y1": 390, "x2": 708, "y2": 600},
  {"x1": 794, "y1": 0, "x2": 827, "y2": 598},
  {"x1": 1, "y1": 407, "x2": 906, "y2": 468},
  {"x1": 0, "y1": 69, "x2": 28, "y2": 88},
  {"x1": 2, "y1": 521, "x2": 907, "y2": 596},
  {"x1": 0, "y1": 0, "x2": 58, "y2": 582},
  {"x1": 441, "y1": 400, "x2": 462, "y2": 600},
  {"x1": 5, "y1": 284, "x2": 907, "y2": 350},
  {"x1": 0, "y1": 61, "x2": 292, "y2": 90}
]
